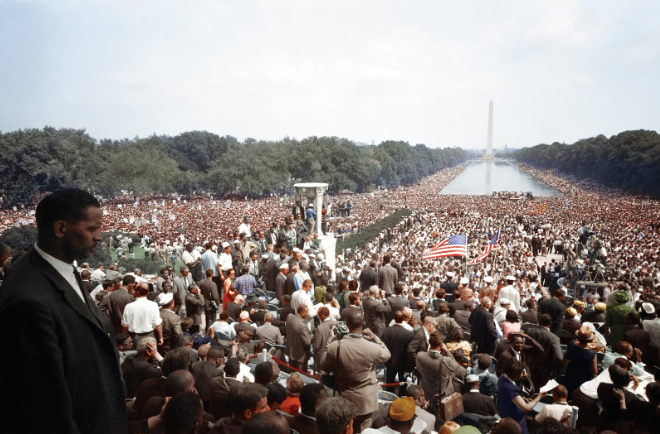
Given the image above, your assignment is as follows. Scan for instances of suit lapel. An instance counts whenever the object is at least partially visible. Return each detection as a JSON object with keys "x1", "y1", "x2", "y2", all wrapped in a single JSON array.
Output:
[{"x1": 30, "y1": 250, "x2": 106, "y2": 332}]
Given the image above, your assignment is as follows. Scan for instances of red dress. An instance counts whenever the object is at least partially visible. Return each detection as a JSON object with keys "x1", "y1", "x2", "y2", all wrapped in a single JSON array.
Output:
[{"x1": 222, "y1": 279, "x2": 236, "y2": 310}]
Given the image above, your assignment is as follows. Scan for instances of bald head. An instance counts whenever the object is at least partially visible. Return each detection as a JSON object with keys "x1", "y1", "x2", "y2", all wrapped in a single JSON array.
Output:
[
  {"x1": 460, "y1": 288, "x2": 473, "y2": 300},
  {"x1": 481, "y1": 297, "x2": 492, "y2": 308},
  {"x1": 345, "y1": 309, "x2": 365, "y2": 331},
  {"x1": 164, "y1": 369, "x2": 195, "y2": 396}
]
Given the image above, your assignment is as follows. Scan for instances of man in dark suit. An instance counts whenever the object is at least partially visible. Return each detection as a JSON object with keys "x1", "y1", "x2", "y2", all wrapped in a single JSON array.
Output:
[
  {"x1": 407, "y1": 316, "x2": 436, "y2": 369},
  {"x1": 185, "y1": 283, "x2": 205, "y2": 334},
  {"x1": 521, "y1": 299, "x2": 539, "y2": 324},
  {"x1": 359, "y1": 260, "x2": 378, "y2": 291},
  {"x1": 209, "y1": 357, "x2": 243, "y2": 420},
  {"x1": 278, "y1": 295, "x2": 294, "y2": 336},
  {"x1": 101, "y1": 274, "x2": 136, "y2": 334},
  {"x1": 0, "y1": 189, "x2": 127, "y2": 433},
  {"x1": 463, "y1": 375, "x2": 497, "y2": 416},
  {"x1": 192, "y1": 345, "x2": 223, "y2": 409},
  {"x1": 537, "y1": 289, "x2": 567, "y2": 336},
  {"x1": 362, "y1": 285, "x2": 391, "y2": 338},
  {"x1": 377, "y1": 255, "x2": 398, "y2": 295},
  {"x1": 285, "y1": 264, "x2": 297, "y2": 297},
  {"x1": 199, "y1": 269, "x2": 220, "y2": 332},
  {"x1": 408, "y1": 287, "x2": 423, "y2": 309},
  {"x1": 386, "y1": 283, "x2": 409, "y2": 324},
  {"x1": 275, "y1": 261, "x2": 288, "y2": 302},
  {"x1": 469, "y1": 297, "x2": 498, "y2": 355},
  {"x1": 225, "y1": 294, "x2": 244, "y2": 321},
  {"x1": 381, "y1": 311, "x2": 414, "y2": 392},
  {"x1": 581, "y1": 302, "x2": 606, "y2": 323},
  {"x1": 495, "y1": 332, "x2": 543, "y2": 393},
  {"x1": 527, "y1": 314, "x2": 563, "y2": 391},
  {"x1": 80, "y1": 269, "x2": 96, "y2": 293}
]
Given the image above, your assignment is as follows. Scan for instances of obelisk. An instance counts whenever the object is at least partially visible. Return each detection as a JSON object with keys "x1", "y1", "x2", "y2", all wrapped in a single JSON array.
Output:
[{"x1": 486, "y1": 100, "x2": 494, "y2": 159}]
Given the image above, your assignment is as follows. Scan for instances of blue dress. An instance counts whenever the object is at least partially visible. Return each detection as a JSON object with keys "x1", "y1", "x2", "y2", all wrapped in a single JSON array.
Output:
[
  {"x1": 497, "y1": 375, "x2": 528, "y2": 434},
  {"x1": 563, "y1": 341, "x2": 595, "y2": 397}
]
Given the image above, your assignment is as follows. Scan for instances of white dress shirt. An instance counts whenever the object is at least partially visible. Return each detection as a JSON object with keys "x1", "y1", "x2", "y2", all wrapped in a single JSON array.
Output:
[
  {"x1": 121, "y1": 297, "x2": 162, "y2": 333},
  {"x1": 34, "y1": 243, "x2": 85, "y2": 302}
]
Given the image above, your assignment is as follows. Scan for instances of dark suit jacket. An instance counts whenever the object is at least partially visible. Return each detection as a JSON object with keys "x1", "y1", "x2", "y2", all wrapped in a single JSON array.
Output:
[
  {"x1": 538, "y1": 297, "x2": 566, "y2": 336},
  {"x1": 199, "y1": 278, "x2": 220, "y2": 307},
  {"x1": 225, "y1": 302, "x2": 242, "y2": 321},
  {"x1": 469, "y1": 306, "x2": 498, "y2": 355},
  {"x1": 359, "y1": 267, "x2": 378, "y2": 291},
  {"x1": 275, "y1": 272, "x2": 287, "y2": 302},
  {"x1": 495, "y1": 337, "x2": 543, "y2": 383},
  {"x1": 623, "y1": 326, "x2": 650, "y2": 363},
  {"x1": 0, "y1": 248, "x2": 127, "y2": 434},
  {"x1": 386, "y1": 295, "x2": 408, "y2": 324},
  {"x1": 285, "y1": 413, "x2": 320, "y2": 434},
  {"x1": 407, "y1": 327, "x2": 429, "y2": 367},
  {"x1": 82, "y1": 280, "x2": 96, "y2": 293},
  {"x1": 453, "y1": 309, "x2": 472, "y2": 332},
  {"x1": 192, "y1": 361, "x2": 222, "y2": 404},
  {"x1": 462, "y1": 391, "x2": 497, "y2": 416},
  {"x1": 377, "y1": 264, "x2": 398, "y2": 295},
  {"x1": 520, "y1": 309, "x2": 539, "y2": 325},
  {"x1": 121, "y1": 354, "x2": 161, "y2": 398},
  {"x1": 285, "y1": 272, "x2": 297, "y2": 297},
  {"x1": 185, "y1": 292, "x2": 206, "y2": 325},
  {"x1": 526, "y1": 326, "x2": 563, "y2": 390},
  {"x1": 381, "y1": 323, "x2": 414, "y2": 370},
  {"x1": 209, "y1": 375, "x2": 242, "y2": 420},
  {"x1": 362, "y1": 296, "x2": 391, "y2": 337},
  {"x1": 581, "y1": 310, "x2": 605, "y2": 324}
]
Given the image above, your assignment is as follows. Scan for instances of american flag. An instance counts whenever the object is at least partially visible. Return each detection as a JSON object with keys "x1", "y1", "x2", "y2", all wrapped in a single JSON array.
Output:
[
  {"x1": 423, "y1": 234, "x2": 467, "y2": 260},
  {"x1": 469, "y1": 230, "x2": 499, "y2": 264}
]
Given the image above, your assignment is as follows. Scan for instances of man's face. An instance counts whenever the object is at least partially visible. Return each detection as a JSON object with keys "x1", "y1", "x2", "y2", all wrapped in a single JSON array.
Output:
[
  {"x1": 60, "y1": 206, "x2": 103, "y2": 261},
  {"x1": 252, "y1": 395, "x2": 269, "y2": 416},
  {"x1": 511, "y1": 337, "x2": 524, "y2": 352},
  {"x1": 181, "y1": 269, "x2": 189, "y2": 277},
  {"x1": 119, "y1": 337, "x2": 133, "y2": 351}
]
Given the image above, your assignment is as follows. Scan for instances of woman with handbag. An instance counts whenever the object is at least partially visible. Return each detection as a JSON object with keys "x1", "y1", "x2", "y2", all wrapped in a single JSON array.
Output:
[{"x1": 497, "y1": 358, "x2": 547, "y2": 434}]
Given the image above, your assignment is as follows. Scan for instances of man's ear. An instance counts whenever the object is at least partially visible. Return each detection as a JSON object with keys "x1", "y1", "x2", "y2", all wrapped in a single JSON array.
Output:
[{"x1": 53, "y1": 221, "x2": 68, "y2": 238}]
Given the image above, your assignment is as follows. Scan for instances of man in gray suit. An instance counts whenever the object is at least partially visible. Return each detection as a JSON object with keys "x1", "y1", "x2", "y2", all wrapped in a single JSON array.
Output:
[
  {"x1": 100, "y1": 274, "x2": 136, "y2": 334},
  {"x1": 185, "y1": 282, "x2": 205, "y2": 334},
  {"x1": 173, "y1": 266, "x2": 194, "y2": 315},
  {"x1": 386, "y1": 283, "x2": 409, "y2": 324},
  {"x1": 377, "y1": 254, "x2": 398, "y2": 296},
  {"x1": 256, "y1": 312, "x2": 284, "y2": 345},
  {"x1": 286, "y1": 304, "x2": 312, "y2": 372},
  {"x1": 362, "y1": 285, "x2": 391, "y2": 338}
]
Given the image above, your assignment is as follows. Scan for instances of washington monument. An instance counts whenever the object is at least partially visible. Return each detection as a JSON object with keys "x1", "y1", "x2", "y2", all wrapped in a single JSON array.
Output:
[{"x1": 485, "y1": 100, "x2": 494, "y2": 159}]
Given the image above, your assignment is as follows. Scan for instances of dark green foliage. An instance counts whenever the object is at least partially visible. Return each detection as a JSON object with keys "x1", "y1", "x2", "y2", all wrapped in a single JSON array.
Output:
[
  {"x1": 0, "y1": 127, "x2": 467, "y2": 205},
  {"x1": 116, "y1": 256, "x2": 168, "y2": 275},
  {"x1": 0, "y1": 225, "x2": 38, "y2": 253},
  {"x1": 514, "y1": 130, "x2": 660, "y2": 197},
  {"x1": 336, "y1": 209, "x2": 412, "y2": 253}
]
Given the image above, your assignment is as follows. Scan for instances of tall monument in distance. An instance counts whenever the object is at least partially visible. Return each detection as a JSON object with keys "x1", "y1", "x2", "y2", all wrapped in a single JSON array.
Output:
[{"x1": 485, "y1": 100, "x2": 494, "y2": 159}]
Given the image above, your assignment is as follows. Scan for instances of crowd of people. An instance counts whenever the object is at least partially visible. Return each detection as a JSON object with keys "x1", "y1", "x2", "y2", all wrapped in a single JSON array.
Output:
[{"x1": 1, "y1": 160, "x2": 660, "y2": 434}]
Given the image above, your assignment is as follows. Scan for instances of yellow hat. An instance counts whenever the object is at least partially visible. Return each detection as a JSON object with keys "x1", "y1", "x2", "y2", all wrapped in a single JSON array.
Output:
[
  {"x1": 389, "y1": 397, "x2": 416, "y2": 422},
  {"x1": 595, "y1": 302, "x2": 606, "y2": 311},
  {"x1": 573, "y1": 300, "x2": 584, "y2": 307},
  {"x1": 566, "y1": 307, "x2": 577, "y2": 317}
]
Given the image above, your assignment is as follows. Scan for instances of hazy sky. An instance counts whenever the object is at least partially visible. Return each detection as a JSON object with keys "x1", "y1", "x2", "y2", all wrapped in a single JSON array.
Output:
[{"x1": 1, "y1": 0, "x2": 658, "y2": 149}]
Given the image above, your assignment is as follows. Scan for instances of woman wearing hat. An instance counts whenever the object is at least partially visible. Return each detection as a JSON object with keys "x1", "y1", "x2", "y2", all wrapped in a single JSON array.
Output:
[
  {"x1": 562, "y1": 325, "x2": 598, "y2": 398},
  {"x1": 603, "y1": 289, "x2": 636, "y2": 348}
]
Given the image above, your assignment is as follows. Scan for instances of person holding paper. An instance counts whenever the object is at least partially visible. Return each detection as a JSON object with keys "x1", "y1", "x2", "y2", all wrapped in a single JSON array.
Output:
[
  {"x1": 534, "y1": 384, "x2": 573, "y2": 427},
  {"x1": 497, "y1": 358, "x2": 547, "y2": 434}
]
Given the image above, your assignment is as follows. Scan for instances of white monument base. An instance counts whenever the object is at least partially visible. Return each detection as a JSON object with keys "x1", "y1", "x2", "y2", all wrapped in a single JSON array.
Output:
[{"x1": 318, "y1": 234, "x2": 337, "y2": 275}]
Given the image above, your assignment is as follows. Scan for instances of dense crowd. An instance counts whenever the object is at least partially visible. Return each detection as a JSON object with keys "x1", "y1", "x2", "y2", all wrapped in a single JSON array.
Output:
[{"x1": 1, "y1": 162, "x2": 660, "y2": 434}]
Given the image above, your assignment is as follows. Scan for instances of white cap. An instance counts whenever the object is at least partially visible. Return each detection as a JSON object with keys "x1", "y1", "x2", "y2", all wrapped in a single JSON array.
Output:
[
  {"x1": 466, "y1": 374, "x2": 479, "y2": 383},
  {"x1": 446, "y1": 272, "x2": 455, "y2": 278},
  {"x1": 293, "y1": 247, "x2": 302, "y2": 253},
  {"x1": 261, "y1": 254, "x2": 269, "y2": 259},
  {"x1": 279, "y1": 263, "x2": 289, "y2": 270},
  {"x1": 343, "y1": 266, "x2": 351, "y2": 272},
  {"x1": 221, "y1": 242, "x2": 229, "y2": 249},
  {"x1": 483, "y1": 276, "x2": 494, "y2": 283},
  {"x1": 506, "y1": 275, "x2": 516, "y2": 281},
  {"x1": 158, "y1": 293, "x2": 174, "y2": 306},
  {"x1": 500, "y1": 298, "x2": 511, "y2": 305},
  {"x1": 317, "y1": 253, "x2": 324, "y2": 260},
  {"x1": 460, "y1": 277, "x2": 469, "y2": 284},
  {"x1": 642, "y1": 302, "x2": 655, "y2": 314}
]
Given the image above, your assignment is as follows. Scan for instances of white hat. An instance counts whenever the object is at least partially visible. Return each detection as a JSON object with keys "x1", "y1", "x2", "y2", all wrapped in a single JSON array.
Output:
[
  {"x1": 484, "y1": 276, "x2": 494, "y2": 283},
  {"x1": 642, "y1": 302, "x2": 655, "y2": 314},
  {"x1": 279, "y1": 263, "x2": 289, "y2": 269},
  {"x1": 261, "y1": 254, "x2": 269, "y2": 259},
  {"x1": 460, "y1": 277, "x2": 469, "y2": 284},
  {"x1": 158, "y1": 293, "x2": 174, "y2": 306},
  {"x1": 221, "y1": 242, "x2": 230, "y2": 249},
  {"x1": 317, "y1": 253, "x2": 324, "y2": 260},
  {"x1": 506, "y1": 275, "x2": 516, "y2": 281},
  {"x1": 466, "y1": 374, "x2": 480, "y2": 383},
  {"x1": 308, "y1": 253, "x2": 316, "y2": 258},
  {"x1": 308, "y1": 203, "x2": 314, "y2": 207},
  {"x1": 446, "y1": 272, "x2": 455, "y2": 278},
  {"x1": 500, "y1": 298, "x2": 511, "y2": 305},
  {"x1": 233, "y1": 239, "x2": 240, "y2": 244},
  {"x1": 293, "y1": 247, "x2": 302, "y2": 253},
  {"x1": 343, "y1": 266, "x2": 351, "y2": 272}
]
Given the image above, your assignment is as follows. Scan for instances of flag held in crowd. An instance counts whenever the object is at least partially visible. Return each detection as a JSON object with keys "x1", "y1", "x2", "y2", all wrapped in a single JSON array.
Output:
[
  {"x1": 423, "y1": 233, "x2": 467, "y2": 260},
  {"x1": 469, "y1": 229, "x2": 499, "y2": 264}
]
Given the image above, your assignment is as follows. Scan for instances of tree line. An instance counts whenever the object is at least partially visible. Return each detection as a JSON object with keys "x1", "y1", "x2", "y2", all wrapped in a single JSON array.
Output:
[
  {"x1": 0, "y1": 127, "x2": 467, "y2": 205},
  {"x1": 514, "y1": 129, "x2": 660, "y2": 197}
]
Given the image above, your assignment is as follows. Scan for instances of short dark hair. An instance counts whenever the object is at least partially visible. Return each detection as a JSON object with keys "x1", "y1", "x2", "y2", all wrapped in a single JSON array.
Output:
[
  {"x1": 240, "y1": 411, "x2": 289, "y2": 434},
  {"x1": 224, "y1": 357, "x2": 241, "y2": 377},
  {"x1": 207, "y1": 346, "x2": 225, "y2": 360},
  {"x1": 122, "y1": 275, "x2": 136, "y2": 286},
  {"x1": 254, "y1": 362, "x2": 273, "y2": 385},
  {"x1": 164, "y1": 370, "x2": 195, "y2": 396},
  {"x1": 316, "y1": 397, "x2": 356, "y2": 434},
  {"x1": 502, "y1": 358, "x2": 525, "y2": 378},
  {"x1": 539, "y1": 313, "x2": 553, "y2": 326},
  {"x1": 115, "y1": 333, "x2": 131, "y2": 346},
  {"x1": 267, "y1": 382, "x2": 287, "y2": 406},
  {"x1": 228, "y1": 383, "x2": 268, "y2": 416},
  {"x1": 609, "y1": 364, "x2": 630, "y2": 388},
  {"x1": 35, "y1": 189, "x2": 100, "y2": 240},
  {"x1": 505, "y1": 310, "x2": 518, "y2": 323},
  {"x1": 429, "y1": 331, "x2": 444, "y2": 347},
  {"x1": 162, "y1": 392, "x2": 203, "y2": 434},
  {"x1": 299, "y1": 383, "x2": 326, "y2": 416},
  {"x1": 161, "y1": 347, "x2": 192, "y2": 376},
  {"x1": 626, "y1": 311, "x2": 641, "y2": 325}
]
